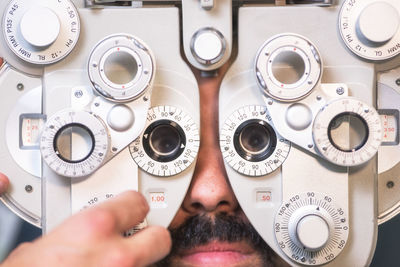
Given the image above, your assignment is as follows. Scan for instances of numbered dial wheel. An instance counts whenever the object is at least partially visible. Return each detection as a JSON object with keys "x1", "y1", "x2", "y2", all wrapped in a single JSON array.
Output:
[
  {"x1": 40, "y1": 110, "x2": 109, "y2": 178},
  {"x1": 220, "y1": 106, "x2": 290, "y2": 176},
  {"x1": 82, "y1": 194, "x2": 147, "y2": 236},
  {"x1": 88, "y1": 34, "x2": 155, "y2": 102},
  {"x1": 255, "y1": 34, "x2": 322, "y2": 102},
  {"x1": 3, "y1": 0, "x2": 80, "y2": 64},
  {"x1": 339, "y1": 0, "x2": 400, "y2": 61},
  {"x1": 129, "y1": 106, "x2": 199, "y2": 177},
  {"x1": 313, "y1": 98, "x2": 382, "y2": 166},
  {"x1": 275, "y1": 192, "x2": 349, "y2": 265}
]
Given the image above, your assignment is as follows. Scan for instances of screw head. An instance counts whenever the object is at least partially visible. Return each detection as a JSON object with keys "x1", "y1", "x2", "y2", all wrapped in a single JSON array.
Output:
[
  {"x1": 17, "y1": 83, "x2": 24, "y2": 91},
  {"x1": 336, "y1": 87, "x2": 345, "y2": 95},
  {"x1": 74, "y1": 90, "x2": 83, "y2": 98},
  {"x1": 387, "y1": 181, "x2": 395, "y2": 189},
  {"x1": 396, "y1": 79, "x2": 400, "y2": 86},
  {"x1": 25, "y1": 185, "x2": 33, "y2": 193}
]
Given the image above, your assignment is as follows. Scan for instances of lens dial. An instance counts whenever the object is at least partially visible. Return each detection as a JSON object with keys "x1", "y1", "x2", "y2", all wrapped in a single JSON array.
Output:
[
  {"x1": 255, "y1": 34, "x2": 322, "y2": 102},
  {"x1": 88, "y1": 34, "x2": 155, "y2": 102},
  {"x1": 275, "y1": 192, "x2": 349, "y2": 265},
  {"x1": 313, "y1": 98, "x2": 382, "y2": 166},
  {"x1": 40, "y1": 110, "x2": 109, "y2": 178},
  {"x1": 220, "y1": 106, "x2": 290, "y2": 176},
  {"x1": 339, "y1": 0, "x2": 400, "y2": 61},
  {"x1": 3, "y1": 0, "x2": 80, "y2": 64},
  {"x1": 130, "y1": 106, "x2": 199, "y2": 177}
]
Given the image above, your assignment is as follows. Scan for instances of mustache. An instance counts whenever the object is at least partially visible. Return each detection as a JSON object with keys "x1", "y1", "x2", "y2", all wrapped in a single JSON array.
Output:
[
  {"x1": 170, "y1": 213, "x2": 266, "y2": 250},
  {"x1": 155, "y1": 213, "x2": 276, "y2": 266}
]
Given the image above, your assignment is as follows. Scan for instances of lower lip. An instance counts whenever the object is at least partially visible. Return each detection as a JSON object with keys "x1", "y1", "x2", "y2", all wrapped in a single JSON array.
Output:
[{"x1": 182, "y1": 251, "x2": 250, "y2": 266}]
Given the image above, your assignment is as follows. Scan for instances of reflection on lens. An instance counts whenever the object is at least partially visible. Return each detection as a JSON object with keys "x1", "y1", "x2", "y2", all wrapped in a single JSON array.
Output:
[
  {"x1": 143, "y1": 120, "x2": 186, "y2": 162},
  {"x1": 271, "y1": 50, "x2": 305, "y2": 85},
  {"x1": 149, "y1": 124, "x2": 181, "y2": 156},
  {"x1": 54, "y1": 123, "x2": 95, "y2": 163},
  {"x1": 234, "y1": 120, "x2": 277, "y2": 162},
  {"x1": 328, "y1": 112, "x2": 369, "y2": 152},
  {"x1": 104, "y1": 51, "x2": 138, "y2": 85}
]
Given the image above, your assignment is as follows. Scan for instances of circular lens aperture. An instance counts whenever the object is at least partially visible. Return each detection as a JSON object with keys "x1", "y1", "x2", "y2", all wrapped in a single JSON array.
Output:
[
  {"x1": 104, "y1": 51, "x2": 139, "y2": 85},
  {"x1": 143, "y1": 120, "x2": 186, "y2": 162},
  {"x1": 149, "y1": 124, "x2": 182, "y2": 157},
  {"x1": 53, "y1": 123, "x2": 95, "y2": 163},
  {"x1": 234, "y1": 119, "x2": 277, "y2": 162},
  {"x1": 271, "y1": 50, "x2": 306, "y2": 85},
  {"x1": 328, "y1": 112, "x2": 369, "y2": 152}
]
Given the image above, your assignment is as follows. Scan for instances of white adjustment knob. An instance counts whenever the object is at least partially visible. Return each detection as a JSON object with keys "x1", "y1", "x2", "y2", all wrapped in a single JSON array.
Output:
[
  {"x1": 296, "y1": 215, "x2": 330, "y2": 251},
  {"x1": 20, "y1": 6, "x2": 61, "y2": 48},
  {"x1": 3, "y1": 0, "x2": 80, "y2": 65},
  {"x1": 107, "y1": 105, "x2": 135, "y2": 132},
  {"x1": 339, "y1": 0, "x2": 400, "y2": 61},
  {"x1": 191, "y1": 28, "x2": 226, "y2": 65},
  {"x1": 275, "y1": 193, "x2": 349, "y2": 265},
  {"x1": 357, "y1": 2, "x2": 399, "y2": 44}
]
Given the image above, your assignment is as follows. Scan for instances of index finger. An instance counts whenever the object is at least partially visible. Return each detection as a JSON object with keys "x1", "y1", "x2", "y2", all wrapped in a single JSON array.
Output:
[{"x1": 78, "y1": 191, "x2": 150, "y2": 234}]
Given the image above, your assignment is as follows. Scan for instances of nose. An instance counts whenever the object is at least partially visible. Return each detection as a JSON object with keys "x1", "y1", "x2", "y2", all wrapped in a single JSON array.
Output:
[
  {"x1": 181, "y1": 66, "x2": 238, "y2": 215},
  {"x1": 182, "y1": 145, "x2": 239, "y2": 214}
]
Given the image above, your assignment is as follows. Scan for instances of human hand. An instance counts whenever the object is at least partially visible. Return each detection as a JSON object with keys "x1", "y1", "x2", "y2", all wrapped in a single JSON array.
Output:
[
  {"x1": 1, "y1": 191, "x2": 171, "y2": 267},
  {"x1": 0, "y1": 173, "x2": 9, "y2": 195}
]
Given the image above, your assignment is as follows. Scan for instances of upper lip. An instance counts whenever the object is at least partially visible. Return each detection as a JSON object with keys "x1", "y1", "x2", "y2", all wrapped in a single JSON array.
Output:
[{"x1": 179, "y1": 240, "x2": 254, "y2": 256}]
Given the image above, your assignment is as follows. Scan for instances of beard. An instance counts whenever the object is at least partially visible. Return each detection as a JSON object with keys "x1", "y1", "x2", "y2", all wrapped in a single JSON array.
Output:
[{"x1": 154, "y1": 213, "x2": 285, "y2": 267}]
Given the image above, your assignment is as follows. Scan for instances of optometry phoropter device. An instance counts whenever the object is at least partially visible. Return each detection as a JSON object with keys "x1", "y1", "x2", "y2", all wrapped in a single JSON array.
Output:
[{"x1": 0, "y1": 0, "x2": 400, "y2": 266}]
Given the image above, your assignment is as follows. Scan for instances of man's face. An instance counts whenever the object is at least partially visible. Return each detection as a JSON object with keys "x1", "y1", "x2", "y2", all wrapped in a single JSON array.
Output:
[{"x1": 155, "y1": 67, "x2": 289, "y2": 267}]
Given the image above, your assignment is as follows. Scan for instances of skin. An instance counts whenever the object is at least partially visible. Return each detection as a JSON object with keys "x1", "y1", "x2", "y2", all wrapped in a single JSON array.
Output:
[{"x1": 0, "y1": 57, "x2": 288, "y2": 266}]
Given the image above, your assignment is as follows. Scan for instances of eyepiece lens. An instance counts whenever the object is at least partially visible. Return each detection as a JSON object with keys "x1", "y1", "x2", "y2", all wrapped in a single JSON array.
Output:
[
  {"x1": 143, "y1": 120, "x2": 186, "y2": 162},
  {"x1": 239, "y1": 122, "x2": 270, "y2": 155},
  {"x1": 234, "y1": 120, "x2": 277, "y2": 162},
  {"x1": 149, "y1": 124, "x2": 181, "y2": 156}
]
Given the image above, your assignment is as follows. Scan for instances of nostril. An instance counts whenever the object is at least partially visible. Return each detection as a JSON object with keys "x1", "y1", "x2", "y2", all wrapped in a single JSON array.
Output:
[
  {"x1": 191, "y1": 200, "x2": 232, "y2": 212},
  {"x1": 192, "y1": 203, "x2": 203, "y2": 210},
  {"x1": 219, "y1": 200, "x2": 229, "y2": 206}
]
